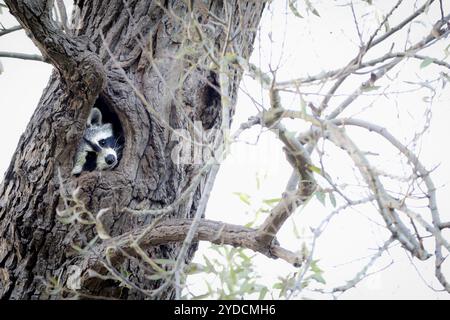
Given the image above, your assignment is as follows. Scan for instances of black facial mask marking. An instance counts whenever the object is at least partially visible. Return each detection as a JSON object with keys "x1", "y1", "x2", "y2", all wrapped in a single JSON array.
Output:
[
  {"x1": 103, "y1": 136, "x2": 118, "y2": 149},
  {"x1": 84, "y1": 137, "x2": 101, "y2": 153}
]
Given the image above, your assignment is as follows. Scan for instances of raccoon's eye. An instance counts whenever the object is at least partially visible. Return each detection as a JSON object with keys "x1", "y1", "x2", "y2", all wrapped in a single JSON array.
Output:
[{"x1": 99, "y1": 139, "x2": 106, "y2": 147}]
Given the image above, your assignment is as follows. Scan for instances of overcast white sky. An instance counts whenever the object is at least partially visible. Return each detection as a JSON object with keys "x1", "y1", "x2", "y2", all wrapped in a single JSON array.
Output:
[{"x1": 0, "y1": 0, "x2": 449, "y2": 299}]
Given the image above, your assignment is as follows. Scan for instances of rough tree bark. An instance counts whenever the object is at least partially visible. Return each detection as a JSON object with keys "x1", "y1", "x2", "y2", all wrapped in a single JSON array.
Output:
[{"x1": 0, "y1": 0, "x2": 265, "y2": 299}]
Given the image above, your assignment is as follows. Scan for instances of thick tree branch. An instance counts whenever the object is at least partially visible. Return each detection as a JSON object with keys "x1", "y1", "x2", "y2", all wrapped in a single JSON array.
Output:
[
  {"x1": 256, "y1": 193, "x2": 302, "y2": 247},
  {"x1": 255, "y1": 88, "x2": 316, "y2": 247},
  {"x1": 256, "y1": 121, "x2": 316, "y2": 246},
  {"x1": 101, "y1": 219, "x2": 304, "y2": 267}
]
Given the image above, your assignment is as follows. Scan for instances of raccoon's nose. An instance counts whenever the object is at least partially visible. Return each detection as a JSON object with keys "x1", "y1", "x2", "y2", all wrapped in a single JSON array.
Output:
[{"x1": 105, "y1": 154, "x2": 116, "y2": 165}]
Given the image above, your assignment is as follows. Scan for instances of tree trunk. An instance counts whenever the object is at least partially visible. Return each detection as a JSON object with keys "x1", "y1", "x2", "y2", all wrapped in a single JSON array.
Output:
[{"x1": 0, "y1": 0, "x2": 264, "y2": 299}]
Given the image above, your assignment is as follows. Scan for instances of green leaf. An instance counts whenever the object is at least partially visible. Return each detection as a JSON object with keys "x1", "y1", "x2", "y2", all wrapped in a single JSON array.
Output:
[
  {"x1": 305, "y1": 0, "x2": 320, "y2": 17},
  {"x1": 329, "y1": 192, "x2": 337, "y2": 208},
  {"x1": 362, "y1": 85, "x2": 381, "y2": 92},
  {"x1": 205, "y1": 280, "x2": 213, "y2": 294},
  {"x1": 240, "y1": 279, "x2": 254, "y2": 293},
  {"x1": 203, "y1": 255, "x2": 216, "y2": 273},
  {"x1": 308, "y1": 165, "x2": 322, "y2": 174},
  {"x1": 121, "y1": 268, "x2": 131, "y2": 278},
  {"x1": 311, "y1": 7, "x2": 320, "y2": 17},
  {"x1": 315, "y1": 191, "x2": 326, "y2": 206},
  {"x1": 70, "y1": 244, "x2": 84, "y2": 253},
  {"x1": 258, "y1": 287, "x2": 269, "y2": 300},
  {"x1": 263, "y1": 198, "x2": 281, "y2": 206},
  {"x1": 225, "y1": 52, "x2": 237, "y2": 62},
  {"x1": 272, "y1": 282, "x2": 283, "y2": 290},
  {"x1": 310, "y1": 259, "x2": 323, "y2": 274},
  {"x1": 153, "y1": 258, "x2": 176, "y2": 265},
  {"x1": 233, "y1": 192, "x2": 251, "y2": 206},
  {"x1": 311, "y1": 273, "x2": 326, "y2": 284},
  {"x1": 420, "y1": 57, "x2": 434, "y2": 68},
  {"x1": 288, "y1": 0, "x2": 303, "y2": 18},
  {"x1": 444, "y1": 44, "x2": 450, "y2": 58},
  {"x1": 244, "y1": 221, "x2": 255, "y2": 228},
  {"x1": 185, "y1": 263, "x2": 204, "y2": 275},
  {"x1": 238, "y1": 250, "x2": 252, "y2": 263},
  {"x1": 292, "y1": 221, "x2": 301, "y2": 239},
  {"x1": 229, "y1": 266, "x2": 237, "y2": 286},
  {"x1": 147, "y1": 273, "x2": 165, "y2": 281}
]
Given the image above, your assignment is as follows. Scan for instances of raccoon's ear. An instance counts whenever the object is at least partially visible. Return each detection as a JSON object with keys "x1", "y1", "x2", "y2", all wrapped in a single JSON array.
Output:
[{"x1": 87, "y1": 108, "x2": 102, "y2": 126}]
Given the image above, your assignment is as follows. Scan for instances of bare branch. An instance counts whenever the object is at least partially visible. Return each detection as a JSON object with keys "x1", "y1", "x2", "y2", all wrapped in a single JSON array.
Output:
[
  {"x1": 327, "y1": 15, "x2": 450, "y2": 119},
  {"x1": 364, "y1": 0, "x2": 404, "y2": 50},
  {"x1": 435, "y1": 251, "x2": 450, "y2": 292},
  {"x1": 325, "y1": 122, "x2": 429, "y2": 260},
  {"x1": 361, "y1": 52, "x2": 450, "y2": 71},
  {"x1": 370, "y1": 0, "x2": 436, "y2": 48},
  {"x1": 0, "y1": 51, "x2": 44, "y2": 62},
  {"x1": 4, "y1": 0, "x2": 105, "y2": 88},
  {"x1": 332, "y1": 238, "x2": 395, "y2": 293},
  {"x1": 276, "y1": 0, "x2": 439, "y2": 90},
  {"x1": 331, "y1": 118, "x2": 441, "y2": 228},
  {"x1": 331, "y1": 117, "x2": 450, "y2": 292},
  {"x1": 440, "y1": 222, "x2": 450, "y2": 229},
  {"x1": 0, "y1": 25, "x2": 21, "y2": 37}
]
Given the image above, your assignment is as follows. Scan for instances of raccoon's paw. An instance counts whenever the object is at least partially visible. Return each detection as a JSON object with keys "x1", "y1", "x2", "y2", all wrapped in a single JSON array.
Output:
[{"x1": 71, "y1": 166, "x2": 82, "y2": 176}]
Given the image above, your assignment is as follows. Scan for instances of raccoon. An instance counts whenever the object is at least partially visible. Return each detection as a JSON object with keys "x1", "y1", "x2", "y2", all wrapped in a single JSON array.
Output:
[{"x1": 71, "y1": 108, "x2": 121, "y2": 175}]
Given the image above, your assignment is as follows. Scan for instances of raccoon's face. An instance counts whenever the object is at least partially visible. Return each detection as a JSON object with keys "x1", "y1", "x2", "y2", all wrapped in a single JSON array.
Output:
[
  {"x1": 72, "y1": 108, "x2": 122, "y2": 176},
  {"x1": 84, "y1": 124, "x2": 119, "y2": 170}
]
